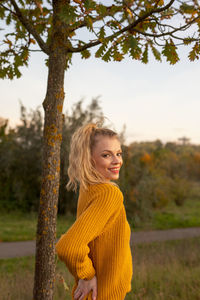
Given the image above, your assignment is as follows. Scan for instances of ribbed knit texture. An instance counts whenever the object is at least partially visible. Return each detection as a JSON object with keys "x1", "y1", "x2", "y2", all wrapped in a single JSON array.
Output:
[{"x1": 56, "y1": 183, "x2": 133, "y2": 300}]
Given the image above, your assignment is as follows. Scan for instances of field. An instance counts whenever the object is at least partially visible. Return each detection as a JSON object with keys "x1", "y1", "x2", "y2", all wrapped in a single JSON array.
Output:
[
  {"x1": 1, "y1": 196, "x2": 200, "y2": 242},
  {"x1": 1, "y1": 183, "x2": 200, "y2": 299},
  {"x1": 1, "y1": 237, "x2": 200, "y2": 300}
]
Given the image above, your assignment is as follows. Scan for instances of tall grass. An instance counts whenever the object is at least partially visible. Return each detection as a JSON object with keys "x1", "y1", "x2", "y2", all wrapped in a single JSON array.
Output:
[{"x1": 1, "y1": 237, "x2": 200, "y2": 299}]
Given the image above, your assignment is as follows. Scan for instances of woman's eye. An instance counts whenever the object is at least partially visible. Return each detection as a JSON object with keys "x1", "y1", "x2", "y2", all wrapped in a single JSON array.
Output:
[
  {"x1": 102, "y1": 154, "x2": 110, "y2": 158},
  {"x1": 117, "y1": 152, "x2": 122, "y2": 157}
]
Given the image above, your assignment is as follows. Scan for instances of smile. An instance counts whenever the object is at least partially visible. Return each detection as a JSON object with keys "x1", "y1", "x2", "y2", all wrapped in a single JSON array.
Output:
[{"x1": 108, "y1": 168, "x2": 120, "y2": 173}]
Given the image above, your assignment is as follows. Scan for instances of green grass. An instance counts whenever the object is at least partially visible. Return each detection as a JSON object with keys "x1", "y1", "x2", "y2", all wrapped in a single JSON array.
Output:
[
  {"x1": 151, "y1": 197, "x2": 200, "y2": 230},
  {"x1": 0, "y1": 211, "x2": 75, "y2": 242},
  {"x1": 1, "y1": 237, "x2": 200, "y2": 300},
  {"x1": 130, "y1": 184, "x2": 200, "y2": 231}
]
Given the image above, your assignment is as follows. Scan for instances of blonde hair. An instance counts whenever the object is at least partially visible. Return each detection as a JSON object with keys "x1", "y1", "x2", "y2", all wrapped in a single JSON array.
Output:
[{"x1": 67, "y1": 123, "x2": 119, "y2": 191}]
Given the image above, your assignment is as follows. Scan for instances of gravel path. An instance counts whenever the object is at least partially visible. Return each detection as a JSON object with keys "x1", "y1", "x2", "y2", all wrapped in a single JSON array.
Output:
[{"x1": 1, "y1": 227, "x2": 200, "y2": 259}]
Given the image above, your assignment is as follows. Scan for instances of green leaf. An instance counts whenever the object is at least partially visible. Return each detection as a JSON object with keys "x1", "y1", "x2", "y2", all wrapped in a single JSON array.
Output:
[
  {"x1": 180, "y1": 3, "x2": 196, "y2": 14},
  {"x1": 0, "y1": 7, "x2": 5, "y2": 19},
  {"x1": 129, "y1": 36, "x2": 137, "y2": 49},
  {"x1": 97, "y1": 4, "x2": 107, "y2": 16},
  {"x1": 84, "y1": 0, "x2": 95, "y2": 10},
  {"x1": 21, "y1": 48, "x2": 29, "y2": 62},
  {"x1": 162, "y1": 40, "x2": 179, "y2": 65},
  {"x1": 129, "y1": 46, "x2": 142, "y2": 60},
  {"x1": 150, "y1": 45, "x2": 161, "y2": 62},
  {"x1": 6, "y1": 14, "x2": 12, "y2": 25},
  {"x1": 81, "y1": 49, "x2": 91, "y2": 59},
  {"x1": 183, "y1": 37, "x2": 194, "y2": 45},
  {"x1": 142, "y1": 44, "x2": 148, "y2": 64},
  {"x1": 84, "y1": 16, "x2": 93, "y2": 31},
  {"x1": 95, "y1": 43, "x2": 107, "y2": 58},
  {"x1": 45, "y1": 58, "x2": 49, "y2": 67},
  {"x1": 102, "y1": 48, "x2": 112, "y2": 62},
  {"x1": 99, "y1": 27, "x2": 106, "y2": 40},
  {"x1": 14, "y1": 54, "x2": 23, "y2": 67},
  {"x1": 188, "y1": 42, "x2": 200, "y2": 61},
  {"x1": 59, "y1": 4, "x2": 77, "y2": 25},
  {"x1": 128, "y1": 38, "x2": 142, "y2": 60},
  {"x1": 14, "y1": 65, "x2": 22, "y2": 78},
  {"x1": 113, "y1": 46, "x2": 124, "y2": 61},
  {"x1": 121, "y1": 37, "x2": 130, "y2": 54}
]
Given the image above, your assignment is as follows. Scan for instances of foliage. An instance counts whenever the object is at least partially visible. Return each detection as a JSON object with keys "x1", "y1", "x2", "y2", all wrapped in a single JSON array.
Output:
[
  {"x1": 0, "y1": 106, "x2": 43, "y2": 211},
  {"x1": 119, "y1": 139, "x2": 200, "y2": 224},
  {"x1": 0, "y1": 0, "x2": 200, "y2": 79}
]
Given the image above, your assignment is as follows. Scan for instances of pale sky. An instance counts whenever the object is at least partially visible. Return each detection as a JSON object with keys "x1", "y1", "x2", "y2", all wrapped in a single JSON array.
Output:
[{"x1": 1, "y1": 45, "x2": 200, "y2": 145}]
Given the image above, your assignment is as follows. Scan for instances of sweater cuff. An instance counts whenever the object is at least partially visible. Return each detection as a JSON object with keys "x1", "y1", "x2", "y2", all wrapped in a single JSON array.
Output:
[{"x1": 78, "y1": 266, "x2": 96, "y2": 281}]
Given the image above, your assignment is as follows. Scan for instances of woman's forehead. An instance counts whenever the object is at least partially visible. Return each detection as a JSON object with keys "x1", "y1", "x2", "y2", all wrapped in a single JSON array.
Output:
[{"x1": 93, "y1": 136, "x2": 121, "y2": 151}]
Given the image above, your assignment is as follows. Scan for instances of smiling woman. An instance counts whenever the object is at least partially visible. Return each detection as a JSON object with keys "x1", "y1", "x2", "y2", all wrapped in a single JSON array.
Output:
[
  {"x1": 91, "y1": 135, "x2": 123, "y2": 182},
  {"x1": 56, "y1": 123, "x2": 133, "y2": 300}
]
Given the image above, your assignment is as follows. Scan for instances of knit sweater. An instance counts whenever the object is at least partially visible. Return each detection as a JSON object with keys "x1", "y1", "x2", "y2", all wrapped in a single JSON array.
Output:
[{"x1": 56, "y1": 183, "x2": 133, "y2": 300}]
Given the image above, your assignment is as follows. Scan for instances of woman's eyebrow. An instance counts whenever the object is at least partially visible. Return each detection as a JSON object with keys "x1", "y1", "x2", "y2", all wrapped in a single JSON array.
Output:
[{"x1": 101, "y1": 149, "x2": 122, "y2": 153}]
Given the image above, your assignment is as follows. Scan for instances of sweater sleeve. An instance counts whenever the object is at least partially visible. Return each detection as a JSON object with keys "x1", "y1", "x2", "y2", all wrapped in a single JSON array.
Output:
[{"x1": 55, "y1": 184, "x2": 123, "y2": 280}]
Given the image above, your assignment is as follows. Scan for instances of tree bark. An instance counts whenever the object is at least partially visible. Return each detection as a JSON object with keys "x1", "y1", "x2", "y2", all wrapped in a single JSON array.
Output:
[{"x1": 33, "y1": 1, "x2": 69, "y2": 299}]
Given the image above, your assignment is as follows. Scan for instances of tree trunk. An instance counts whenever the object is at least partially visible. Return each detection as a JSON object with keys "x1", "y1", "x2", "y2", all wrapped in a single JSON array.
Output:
[{"x1": 33, "y1": 1, "x2": 69, "y2": 299}]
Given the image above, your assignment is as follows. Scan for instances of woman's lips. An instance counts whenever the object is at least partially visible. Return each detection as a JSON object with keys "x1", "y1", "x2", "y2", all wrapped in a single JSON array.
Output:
[{"x1": 109, "y1": 168, "x2": 120, "y2": 174}]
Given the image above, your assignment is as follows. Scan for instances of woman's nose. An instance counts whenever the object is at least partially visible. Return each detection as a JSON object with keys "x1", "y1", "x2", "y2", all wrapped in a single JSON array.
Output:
[{"x1": 112, "y1": 155, "x2": 121, "y2": 164}]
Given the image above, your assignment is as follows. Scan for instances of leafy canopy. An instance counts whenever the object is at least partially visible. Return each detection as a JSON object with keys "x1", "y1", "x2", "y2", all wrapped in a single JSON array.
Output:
[{"x1": 0, "y1": 0, "x2": 200, "y2": 79}]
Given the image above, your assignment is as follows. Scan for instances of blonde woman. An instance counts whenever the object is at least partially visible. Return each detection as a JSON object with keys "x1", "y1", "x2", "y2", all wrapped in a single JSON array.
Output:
[{"x1": 56, "y1": 123, "x2": 133, "y2": 300}]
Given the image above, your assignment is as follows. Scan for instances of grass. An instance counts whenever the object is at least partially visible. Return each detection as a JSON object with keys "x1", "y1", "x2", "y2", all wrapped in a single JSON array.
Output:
[
  {"x1": 1, "y1": 237, "x2": 200, "y2": 299},
  {"x1": 0, "y1": 211, "x2": 75, "y2": 242},
  {"x1": 131, "y1": 183, "x2": 200, "y2": 231},
  {"x1": 151, "y1": 197, "x2": 200, "y2": 230}
]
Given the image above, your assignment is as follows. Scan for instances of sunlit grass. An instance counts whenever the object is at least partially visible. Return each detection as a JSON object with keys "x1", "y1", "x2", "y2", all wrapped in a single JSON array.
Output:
[
  {"x1": 0, "y1": 211, "x2": 75, "y2": 242},
  {"x1": 151, "y1": 197, "x2": 200, "y2": 230},
  {"x1": 1, "y1": 237, "x2": 200, "y2": 300}
]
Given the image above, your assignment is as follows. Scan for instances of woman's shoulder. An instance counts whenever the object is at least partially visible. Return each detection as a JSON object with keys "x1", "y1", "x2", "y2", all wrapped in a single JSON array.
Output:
[{"x1": 88, "y1": 182, "x2": 123, "y2": 197}]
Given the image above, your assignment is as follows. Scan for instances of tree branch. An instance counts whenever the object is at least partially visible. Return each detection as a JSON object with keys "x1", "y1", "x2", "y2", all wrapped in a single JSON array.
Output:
[
  {"x1": 0, "y1": 3, "x2": 17, "y2": 16},
  {"x1": 131, "y1": 16, "x2": 199, "y2": 38},
  {"x1": 67, "y1": 0, "x2": 183, "y2": 53},
  {"x1": 69, "y1": 5, "x2": 123, "y2": 32},
  {"x1": 9, "y1": 0, "x2": 50, "y2": 55}
]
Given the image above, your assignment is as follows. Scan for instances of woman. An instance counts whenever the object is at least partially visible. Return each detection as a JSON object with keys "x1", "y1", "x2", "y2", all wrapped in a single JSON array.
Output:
[{"x1": 56, "y1": 123, "x2": 132, "y2": 300}]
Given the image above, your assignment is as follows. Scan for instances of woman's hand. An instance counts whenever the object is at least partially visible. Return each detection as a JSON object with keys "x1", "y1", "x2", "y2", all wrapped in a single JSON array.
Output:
[{"x1": 74, "y1": 275, "x2": 97, "y2": 300}]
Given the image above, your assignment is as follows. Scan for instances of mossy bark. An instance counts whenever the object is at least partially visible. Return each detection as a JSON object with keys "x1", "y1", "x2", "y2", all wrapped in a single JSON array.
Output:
[{"x1": 33, "y1": 1, "x2": 69, "y2": 299}]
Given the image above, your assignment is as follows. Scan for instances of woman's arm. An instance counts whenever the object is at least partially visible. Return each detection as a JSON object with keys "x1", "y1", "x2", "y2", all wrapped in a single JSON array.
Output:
[{"x1": 55, "y1": 184, "x2": 123, "y2": 280}]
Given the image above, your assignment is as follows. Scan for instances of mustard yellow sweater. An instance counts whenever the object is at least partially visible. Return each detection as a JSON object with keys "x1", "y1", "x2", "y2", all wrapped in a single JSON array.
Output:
[{"x1": 56, "y1": 183, "x2": 133, "y2": 300}]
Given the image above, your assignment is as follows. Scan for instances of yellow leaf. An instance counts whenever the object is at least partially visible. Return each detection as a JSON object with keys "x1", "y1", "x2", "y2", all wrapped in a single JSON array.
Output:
[{"x1": 125, "y1": 7, "x2": 133, "y2": 19}]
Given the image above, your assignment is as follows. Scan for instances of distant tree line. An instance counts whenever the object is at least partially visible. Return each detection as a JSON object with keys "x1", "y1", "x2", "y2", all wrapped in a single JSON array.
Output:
[{"x1": 1, "y1": 99, "x2": 200, "y2": 223}]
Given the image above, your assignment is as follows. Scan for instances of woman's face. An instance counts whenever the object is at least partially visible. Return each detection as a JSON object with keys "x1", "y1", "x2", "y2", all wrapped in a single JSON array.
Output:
[{"x1": 91, "y1": 136, "x2": 123, "y2": 182}]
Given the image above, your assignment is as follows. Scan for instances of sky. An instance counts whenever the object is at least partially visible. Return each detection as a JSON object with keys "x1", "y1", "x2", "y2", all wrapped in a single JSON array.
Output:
[{"x1": 1, "y1": 42, "x2": 200, "y2": 145}]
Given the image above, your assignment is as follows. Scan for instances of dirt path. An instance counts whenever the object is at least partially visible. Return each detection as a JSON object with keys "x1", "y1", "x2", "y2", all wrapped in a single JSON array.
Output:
[{"x1": 1, "y1": 227, "x2": 200, "y2": 259}]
